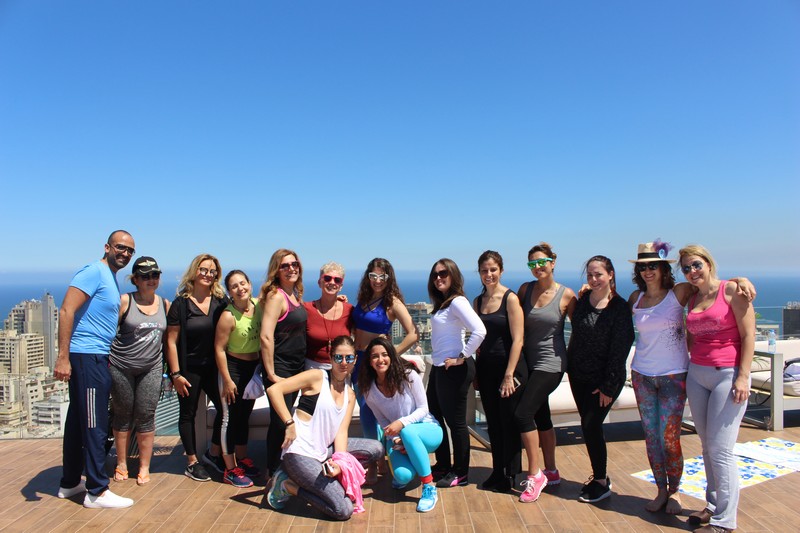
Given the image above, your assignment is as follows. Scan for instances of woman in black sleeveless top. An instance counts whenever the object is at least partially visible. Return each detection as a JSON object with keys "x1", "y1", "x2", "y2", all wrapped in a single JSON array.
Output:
[
  {"x1": 259, "y1": 249, "x2": 309, "y2": 477},
  {"x1": 472, "y1": 251, "x2": 526, "y2": 494}
]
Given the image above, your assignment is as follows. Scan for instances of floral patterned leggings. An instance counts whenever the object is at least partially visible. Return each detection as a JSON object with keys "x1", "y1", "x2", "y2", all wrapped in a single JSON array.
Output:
[{"x1": 631, "y1": 370, "x2": 687, "y2": 493}]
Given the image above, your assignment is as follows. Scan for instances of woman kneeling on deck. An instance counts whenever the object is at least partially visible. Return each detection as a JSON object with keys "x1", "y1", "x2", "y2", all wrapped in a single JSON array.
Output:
[
  {"x1": 359, "y1": 337, "x2": 443, "y2": 513},
  {"x1": 265, "y1": 335, "x2": 383, "y2": 520}
]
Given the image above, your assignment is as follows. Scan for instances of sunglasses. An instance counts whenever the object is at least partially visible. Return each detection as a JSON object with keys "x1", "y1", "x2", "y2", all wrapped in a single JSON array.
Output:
[
  {"x1": 138, "y1": 272, "x2": 161, "y2": 281},
  {"x1": 636, "y1": 263, "x2": 660, "y2": 272},
  {"x1": 279, "y1": 261, "x2": 300, "y2": 271},
  {"x1": 681, "y1": 261, "x2": 704, "y2": 274},
  {"x1": 111, "y1": 243, "x2": 136, "y2": 256},
  {"x1": 198, "y1": 267, "x2": 218, "y2": 277},
  {"x1": 332, "y1": 353, "x2": 357, "y2": 364},
  {"x1": 527, "y1": 258, "x2": 553, "y2": 269},
  {"x1": 433, "y1": 269, "x2": 449, "y2": 280},
  {"x1": 368, "y1": 272, "x2": 389, "y2": 282},
  {"x1": 323, "y1": 275, "x2": 343, "y2": 284}
]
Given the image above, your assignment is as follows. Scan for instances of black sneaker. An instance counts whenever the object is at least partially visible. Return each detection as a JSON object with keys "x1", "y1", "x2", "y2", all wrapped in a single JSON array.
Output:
[
  {"x1": 480, "y1": 470, "x2": 505, "y2": 490},
  {"x1": 578, "y1": 480, "x2": 611, "y2": 503},
  {"x1": 185, "y1": 461, "x2": 211, "y2": 482},
  {"x1": 435, "y1": 471, "x2": 468, "y2": 488},
  {"x1": 202, "y1": 450, "x2": 226, "y2": 474},
  {"x1": 431, "y1": 464, "x2": 449, "y2": 482},
  {"x1": 238, "y1": 457, "x2": 261, "y2": 478}
]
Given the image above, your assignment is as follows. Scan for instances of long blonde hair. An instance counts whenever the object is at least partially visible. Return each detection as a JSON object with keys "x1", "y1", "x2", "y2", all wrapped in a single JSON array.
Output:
[
  {"x1": 259, "y1": 248, "x2": 304, "y2": 305},
  {"x1": 176, "y1": 253, "x2": 226, "y2": 299}
]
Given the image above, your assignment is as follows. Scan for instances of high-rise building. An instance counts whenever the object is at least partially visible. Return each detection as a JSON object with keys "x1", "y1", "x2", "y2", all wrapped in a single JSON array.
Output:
[
  {"x1": 3, "y1": 293, "x2": 58, "y2": 369},
  {"x1": 784, "y1": 302, "x2": 800, "y2": 338},
  {"x1": 0, "y1": 330, "x2": 46, "y2": 374}
]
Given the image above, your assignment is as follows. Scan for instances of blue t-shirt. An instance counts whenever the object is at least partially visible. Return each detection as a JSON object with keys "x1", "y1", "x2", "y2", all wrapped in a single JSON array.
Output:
[{"x1": 69, "y1": 261, "x2": 121, "y2": 354}]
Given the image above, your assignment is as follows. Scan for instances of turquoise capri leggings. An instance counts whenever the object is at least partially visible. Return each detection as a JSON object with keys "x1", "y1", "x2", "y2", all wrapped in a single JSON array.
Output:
[{"x1": 385, "y1": 421, "x2": 443, "y2": 485}]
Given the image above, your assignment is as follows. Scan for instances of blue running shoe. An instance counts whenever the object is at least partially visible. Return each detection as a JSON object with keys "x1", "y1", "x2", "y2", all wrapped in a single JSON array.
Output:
[
  {"x1": 417, "y1": 483, "x2": 438, "y2": 513},
  {"x1": 266, "y1": 468, "x2": 290, "y2": 510},
  {"x1": 224, "y1": 467, "x2": 253, "y2": 488}
]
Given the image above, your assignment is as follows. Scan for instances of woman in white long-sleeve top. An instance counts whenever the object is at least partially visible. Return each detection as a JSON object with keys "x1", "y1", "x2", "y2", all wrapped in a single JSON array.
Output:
[{"x1": 426, "y1": 258, "x2": 487, "y2": 488}]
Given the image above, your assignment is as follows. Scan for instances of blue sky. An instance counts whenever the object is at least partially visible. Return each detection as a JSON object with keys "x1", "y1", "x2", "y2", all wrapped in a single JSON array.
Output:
[{"x1": 1, "y1": 1, "x2": 798, "y2": 280}]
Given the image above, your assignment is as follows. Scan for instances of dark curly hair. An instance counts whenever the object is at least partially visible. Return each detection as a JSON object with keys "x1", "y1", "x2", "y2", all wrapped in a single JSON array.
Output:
[
  {"x1": 357, "y1": 337, "x2": 415, "y2": 398},
  {"x1": 357, "y1": 258, "x2": 405, "y2": 308},
  {"x1": 631, "y1": 261, "x2": 675, "y2": 291}
]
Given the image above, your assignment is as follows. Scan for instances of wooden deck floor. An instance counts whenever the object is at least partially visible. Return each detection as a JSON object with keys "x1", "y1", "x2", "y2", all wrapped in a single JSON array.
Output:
[{"x1": 2, "y1": 412, "x2": 799, "y2": 532}]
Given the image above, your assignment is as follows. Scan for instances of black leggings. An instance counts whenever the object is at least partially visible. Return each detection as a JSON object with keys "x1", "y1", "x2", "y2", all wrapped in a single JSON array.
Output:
[
  {"x1": 476, "y1": 356, "x2": 525, "y2": 476},
  {"x1": 569, "y1": 379, "x2": 621, "y2": 480},
  {"x1": 178, "y1": 364, "x2": 222, "y2": 456},
  {"x1": 426, "y1": 357, "x2": 476, "y2": 477},
  {"x1": 263, "y1": 367, "x2": 300, "y2": 474},
  {"x1": 514, "y1": 370, "x2": 563, "y2": 433},
  {"x1": 219, "y1": 356, "x2": 258, "y2": 455}
]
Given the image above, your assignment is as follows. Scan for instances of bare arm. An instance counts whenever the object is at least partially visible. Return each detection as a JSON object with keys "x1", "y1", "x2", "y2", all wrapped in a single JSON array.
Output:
[
  {"x1": 563, "y1": 287, "x2": 578, "y2": 321},
  {"x1": 260, "y1": 292, "x2": 286, "y2": 383},
  {"x1": 165, "y1": 324, "x2": 191, "y2": 397},
  {"x1": 390, "y1": 301, "x2": 419, "y2": 356},
  {"x1": 214, "y1": 311, "x2": 237, "y2": 404},
  {"x1": 119, "y1": 293, "x2": 130, "y2": 320},
  {"x1": 728, "y1": 283, "x2": 756, "y2": 404},
  {"x1": 54, "y1": 287, "x2": 90, "y2": 381},
  {"x1": 266, "y1": 369, "x2": 323, "y2": 449},
  {"x1": 500, "y1": 292, "x2": 524, "y2": 398}
]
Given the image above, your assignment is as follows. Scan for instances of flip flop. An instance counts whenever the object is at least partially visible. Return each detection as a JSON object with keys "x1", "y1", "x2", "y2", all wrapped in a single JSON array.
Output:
[
  {"x1": 114, "y1": 467, "x2": 129, "y2": 482},
  {"x1": 137, "y1": 472, "x2": 151, "y2": 486}
]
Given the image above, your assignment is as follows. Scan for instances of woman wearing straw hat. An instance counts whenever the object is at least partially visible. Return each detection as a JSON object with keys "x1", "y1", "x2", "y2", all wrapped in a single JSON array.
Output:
[{"x1": 626, "y1": 241, "x2": 754, "y2": 517}]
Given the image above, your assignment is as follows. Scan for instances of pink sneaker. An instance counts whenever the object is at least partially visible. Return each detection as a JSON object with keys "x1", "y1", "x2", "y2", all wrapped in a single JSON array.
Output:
[
  {"x1": 543, "y1": 469, "x2": 561, "y2": 486},
  {"x1": 519, "y1": 471, "x2": 547, "y2": 503}
]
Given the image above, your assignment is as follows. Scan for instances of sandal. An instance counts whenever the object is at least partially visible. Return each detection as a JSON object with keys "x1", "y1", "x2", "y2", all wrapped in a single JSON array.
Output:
[
  {"x1": 137, "y1": 472, "x2": 151, "y2": 486},
  {"x1": 114, "y1": 467, "x2": 129, "y2": 482}
]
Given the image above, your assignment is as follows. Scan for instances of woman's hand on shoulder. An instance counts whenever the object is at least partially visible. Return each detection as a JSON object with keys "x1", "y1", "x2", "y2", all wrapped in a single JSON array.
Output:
[
  {"x1": 733, "y1": 277, "x2": 756, "y2": 302},
  {"x1": 627, "y1": 290, "x2": 640, "y2": 310}
]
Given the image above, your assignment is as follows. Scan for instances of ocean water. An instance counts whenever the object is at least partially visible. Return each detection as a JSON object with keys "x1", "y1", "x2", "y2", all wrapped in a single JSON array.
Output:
[{"x1": 1, "y1": 271, "x2": 798, "y2": 331}]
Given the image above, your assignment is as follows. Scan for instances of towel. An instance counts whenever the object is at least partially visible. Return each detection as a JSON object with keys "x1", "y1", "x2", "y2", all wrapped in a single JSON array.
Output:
[{"x1": 332, "y1": 451, "x2": 366, "y2": 513}]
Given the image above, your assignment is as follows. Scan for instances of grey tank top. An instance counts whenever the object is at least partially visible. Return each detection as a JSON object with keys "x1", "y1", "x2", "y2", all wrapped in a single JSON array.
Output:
[
  {"x1": 110, "y1": 294, "x2": 167, "y2": 372},
  {"x1": 522, "y1": 282, "x2": 568, "y2": 373}
]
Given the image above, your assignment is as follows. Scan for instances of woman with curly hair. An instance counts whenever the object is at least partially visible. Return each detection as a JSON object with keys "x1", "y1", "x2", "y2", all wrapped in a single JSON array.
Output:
[
  {"x1": 165, "y1": 253, "x2": 228, "y2": 482},
  {"x1": 352, "y1": 258, "x2": 419, "y2": 481},
  {"x1": 259, "y1": 249, "x2": 308, "y2": 477},
  {"x1": 359, "y1": 337, "x2": 443, "y2": 512},
  {"x1": 426, "y1": 258, "x2": 486, "y2": 488}
]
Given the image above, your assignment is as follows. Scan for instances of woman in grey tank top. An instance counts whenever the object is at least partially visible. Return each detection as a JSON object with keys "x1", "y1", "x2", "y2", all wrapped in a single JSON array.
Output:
[
  {"x1": 515, "y1": 243, "x2": 576, "y2": 491},
  {"x1": 109, "y1": 256, "x2": 169, "y2": 486}
]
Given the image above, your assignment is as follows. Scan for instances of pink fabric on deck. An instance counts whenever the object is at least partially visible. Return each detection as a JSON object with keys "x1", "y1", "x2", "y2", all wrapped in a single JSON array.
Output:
[{"x1": 332, "y1": 451, "x2": 366, "y2": 513}]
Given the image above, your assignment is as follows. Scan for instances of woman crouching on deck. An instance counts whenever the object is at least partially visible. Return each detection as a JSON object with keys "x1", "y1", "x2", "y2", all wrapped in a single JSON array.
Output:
[{"x1": 265, "y1": 335, "x2": 383, "y2": 520}]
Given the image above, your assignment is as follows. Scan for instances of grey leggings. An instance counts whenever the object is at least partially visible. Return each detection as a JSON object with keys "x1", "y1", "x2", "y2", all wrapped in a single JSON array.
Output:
[
  {"x1": 686, "y1": 363, "x2": 747, "y2": 530},
  {"x1": 282, "y1": 437, "x2": 383, "y2": 520},
  {"x1": 109, "y1": 363, "x2": 162, "y2": 433}
]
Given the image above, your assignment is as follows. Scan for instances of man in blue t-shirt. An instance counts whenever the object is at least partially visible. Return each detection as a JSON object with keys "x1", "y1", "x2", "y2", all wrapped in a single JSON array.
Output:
[{"x1": 54, "y1": 230, "x2": 137, "y2": 509}]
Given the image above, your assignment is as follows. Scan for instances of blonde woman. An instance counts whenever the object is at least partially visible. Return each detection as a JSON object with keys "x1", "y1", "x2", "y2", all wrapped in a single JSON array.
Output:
[{"x1": 165, "y1": 254, "x2": 228, "y2": 482}]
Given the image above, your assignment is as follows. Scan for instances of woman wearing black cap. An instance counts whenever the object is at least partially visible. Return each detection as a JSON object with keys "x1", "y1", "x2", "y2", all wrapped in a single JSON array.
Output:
[{"x1": 109, "y1": 256, "x2": 170, "y2": 485}]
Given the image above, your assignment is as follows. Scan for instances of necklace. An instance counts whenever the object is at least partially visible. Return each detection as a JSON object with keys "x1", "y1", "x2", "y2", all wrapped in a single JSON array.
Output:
[
  {"x1": 233, "y1": 299, "x2": 251, "y2": 314},
  {"x1": 318, "y1": 300, "x2": 339, "y2": 353}
]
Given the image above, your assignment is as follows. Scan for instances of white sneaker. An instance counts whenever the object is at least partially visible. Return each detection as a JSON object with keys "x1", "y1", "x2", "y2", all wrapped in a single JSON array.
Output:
[
  {"x1": 83, "y1": 489, "x2": 134, "y2": 509},
  {"x1": 58, "y1": 480, "x2": 86, "y2": 498}
]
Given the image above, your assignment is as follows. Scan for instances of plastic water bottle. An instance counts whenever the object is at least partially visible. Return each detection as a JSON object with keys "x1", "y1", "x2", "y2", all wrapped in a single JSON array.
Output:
[{"x1": 768, "y1": 330, "x2": 777, "y2": 354}]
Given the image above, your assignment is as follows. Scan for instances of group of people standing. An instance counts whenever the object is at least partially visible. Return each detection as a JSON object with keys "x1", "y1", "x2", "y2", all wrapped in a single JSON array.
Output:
[{"x1": 55, "y1": 232, "x2": 755, "y2": 533}]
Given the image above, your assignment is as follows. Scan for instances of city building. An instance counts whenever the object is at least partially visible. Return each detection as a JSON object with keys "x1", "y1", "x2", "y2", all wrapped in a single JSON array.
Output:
[
  {"x1": 3, "y1": 293, "x2": 58, "y2": 369},
  {"x1": 784, "y1": 302, "x2": 800, "y2": 338},
  {"x1": 0, "y1": 330, "x2": 46, "y2": 374}
]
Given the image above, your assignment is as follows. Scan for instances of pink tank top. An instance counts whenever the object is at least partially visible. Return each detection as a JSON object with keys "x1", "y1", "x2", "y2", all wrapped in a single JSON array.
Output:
[{"x1": 685, "y1": 281, "x2": 741, "y2": 367}]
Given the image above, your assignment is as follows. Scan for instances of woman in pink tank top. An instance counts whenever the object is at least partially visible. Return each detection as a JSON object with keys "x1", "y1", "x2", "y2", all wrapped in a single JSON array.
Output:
[{"x1": 680, "y1": 244, "x2": 755, "y2": 533}]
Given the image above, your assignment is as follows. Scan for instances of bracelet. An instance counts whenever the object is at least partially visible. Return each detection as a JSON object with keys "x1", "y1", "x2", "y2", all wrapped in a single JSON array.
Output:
[
  {"x1": 284, "y1": 419, "x2": 295, "y2": 428},
  {"x1": 169, "y1": 371, "x2": 182, "y2": 379}
]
